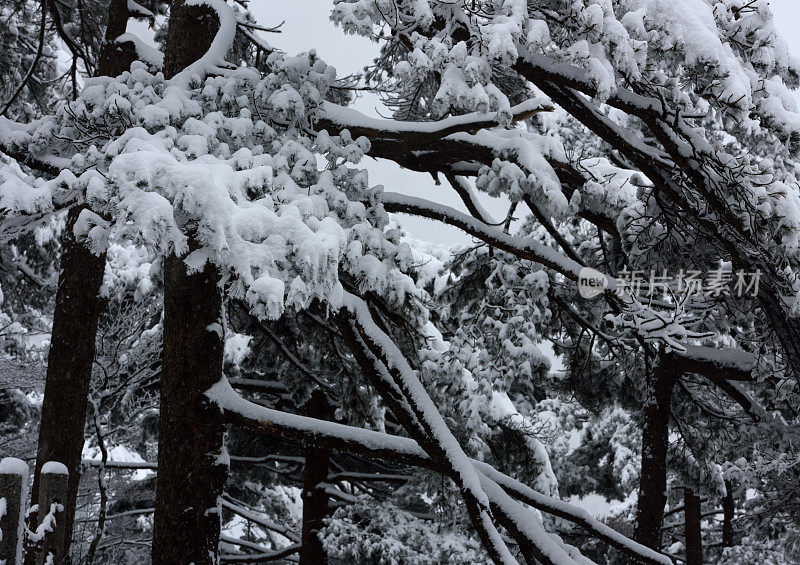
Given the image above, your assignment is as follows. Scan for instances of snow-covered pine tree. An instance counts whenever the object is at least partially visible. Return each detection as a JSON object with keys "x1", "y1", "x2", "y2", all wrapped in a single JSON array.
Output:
[{"x1": 2, "y1": 1, "x2": 800, "y2": 564}]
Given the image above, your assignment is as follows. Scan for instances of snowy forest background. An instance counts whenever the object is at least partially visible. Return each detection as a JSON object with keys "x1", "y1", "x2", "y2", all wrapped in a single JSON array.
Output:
[{"x1": 1, "y1": 0, "x2": 800, "y2": 563}]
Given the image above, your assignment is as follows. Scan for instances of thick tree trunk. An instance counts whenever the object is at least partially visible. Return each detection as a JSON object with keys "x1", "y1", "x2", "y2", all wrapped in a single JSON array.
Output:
[
  {"x1": 300, "y1": 390, "x2": 332, "y2": 565},
  {"x1": 28, "y1": 206, "x2": 106, "y2": 563},
  {"x1": 634, "y1": 362, "x2": 677, "y2": 551},
  {"x1": 683, "y1": 488, "x2": 703, "y2": 565},
  {"x1": 722, "y1": 480, "x2": 734, "y2": 547},
  {"x1": 151, "y1": 4, "x2": 226, "y2": 564},
  {"x1": 162, "y1": 0, "x2": 220, "y2": 78},
  {"x1": 151, "y1": 251, "x2": 227, "y2": 564},
  {"x1": 27, "y1": 3, "x2": 134, "y2": 560}
]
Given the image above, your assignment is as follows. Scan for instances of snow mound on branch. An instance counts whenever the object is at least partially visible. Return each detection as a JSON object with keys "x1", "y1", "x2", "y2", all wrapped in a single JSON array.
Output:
[
  {"x1": 108, "y1": 135, "x2": 350, "y2": 319},
  {"x1": 224, "y1": 333, "x2": 252, "y2": 365},
  {"x1": 115, "y1": 33, "x2": 164, "y2": 70},
  {"x1": 1, "y1": 41, "x2": 431, "y2": 322},
  {"x1": 627, "y1": 0, "x2": 750, "y2": 106}
]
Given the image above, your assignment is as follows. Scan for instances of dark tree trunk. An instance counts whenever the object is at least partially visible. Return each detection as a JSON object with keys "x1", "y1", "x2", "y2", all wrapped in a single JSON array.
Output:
[
  {"x1": 103, "y1": 0, "x2": 129, "y2": 41},
  {"x1": 300, "y1": 390, "x2": 332, "y2": 565},
  {"x1": 634, "y1": 362, "x2": 677, "y2": 551},
  {"x1": 162, "y1": 0, "x2": 220, "y2": 79},
  {"x1": 683, "y1": 488, "x2": 703, "y2": 565},
  {"x1": 151, "y1": 5, "x2": 226, "y2": 564},
  {"x1": 28, "y1": 206, "x2": 106, "y2": 563},
  {"x1": 27, "y1": 2, "x2": 135, "y2": 560},
  {"x1": 722, "y1": 480, "x2": 734, "y2": 547},
  {"x1": 151, "y1": 251, "x2": 227, "y2": 564},
  {"x1": 97, "y1": 0, "x2": 146, "y2": 76}
]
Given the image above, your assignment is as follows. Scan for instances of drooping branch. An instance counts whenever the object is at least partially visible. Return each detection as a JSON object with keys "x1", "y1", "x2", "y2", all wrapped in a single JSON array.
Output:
[
  {"x1": 521, "y1": 193, "x2": 585, "y2": 267},
  {"x1": 209, "y1": 377, "x2": 433, "y2": 469},
  {"x1": 515, "y1": 63, "x2": 800, "y2": 379},
  {"x1": 337, "y1": 294, "x2": 517, "y2": 565},
  {"x1": 512, "y1": 55, "x2": 665, "y2": 119},
  {"x1": 219, "y1": 543, "x2": 301, "y2": 564},
  {"x1": 712, "y1": 379, "x2": 770, "y2": 424},
  {"x1": 221, "y1": 497, "x2": 301, "y2": 543},
  {"x1": 474, "y1": 462, "x2": 672, "y2": 565},
  {"x1": 210, "y1": 288, "x2": 676, "y2": 562},
  {"x1": 446, "y1": 174, "x2": 498, "y2": 225},
  {"x1": 666, "y1": 345, "x2": 768, "y2": 422},
  {"x1": 381, "y1": 192, "x2": 584, "y2": 279},
  {"x1": 381, "y1": 187, "x2": 767, "y2": 419},
  {"x1": 209, "y1": 375, "x2": 672, "y2": 565}
]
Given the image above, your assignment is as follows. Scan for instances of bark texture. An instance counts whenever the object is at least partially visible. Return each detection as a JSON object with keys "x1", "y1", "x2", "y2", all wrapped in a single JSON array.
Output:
[
  {"x1": 27, "y1": 1, "x2": 134, "y2": 560},
  {"x1": 722, "y1": 480, "x2": 735, "y2": 547},
  {"x1": 300, "y1": 390, "x2": 332, "y2": 565},
  {"x1": 634, "y1": 362, "x2": 677, "y2": 551},
  {"x1": 162, "y1": 0, "x2": 219, "y2": 79},
  {"x1": 683, "y1": 488, "x2": 703, "y2": 565},
  {"x1": 29, "y1": 206, "x2": 106, "y2": 563},
  {"x1": 151, "y1": 4, "x2": 226, "y2": 563},
  {"x1": 151, "y1": 251, "x2": 227, "y2": 564}
]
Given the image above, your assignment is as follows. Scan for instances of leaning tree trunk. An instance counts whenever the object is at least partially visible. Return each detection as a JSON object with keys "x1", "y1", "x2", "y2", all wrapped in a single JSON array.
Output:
[
  {"x1": 634, "y1": 361, "x2": 678, "y2": 551},
  {"x1": 151, "y1": 3, "x2": 227, "y2": 564},
  {"x1": 300, "y1": 390, "x2": 333, "y2": 565},
  {"x1": 28, "y1": 206, "x2": 106, "y2": 564},
  {"x1": 27, "y1": 3, "x2": 136, "y2": 558}
]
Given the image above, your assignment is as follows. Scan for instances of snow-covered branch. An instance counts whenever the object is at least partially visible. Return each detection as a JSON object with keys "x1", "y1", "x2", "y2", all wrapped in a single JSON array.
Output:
[
  {"x1": 167, "y1": 0, "x2": 238, "y2": 86},
  {"x1": 208, "y1": 377, "x2": 431, "y2": 469},
  {"x1": 667, "y1": 345, "x2": 756, "y2": 382},
  {"x1": 209, "y1": 372, "x2": 671, "y2": 565},
  {"x1": 219, "y1": 543, "x2": 300, "y2": 563},
  {"x1": 381, "y1": 192, "x2": 584, "y2": 279},
  {"x1": 221, "y1": 497, "x2": 301, "y2": 543},
  {"x1": 317, "y1": 98, "x2": 552, "y2": 143}
]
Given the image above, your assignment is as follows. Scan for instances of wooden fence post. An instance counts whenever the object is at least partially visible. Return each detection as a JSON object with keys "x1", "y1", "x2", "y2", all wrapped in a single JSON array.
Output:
[
  {"x1": 0, "y1": 457, "x2": 29, "y2": 565},
  {"x1": 35, "y1": 462, "x2": 68, "y2": 565}
]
